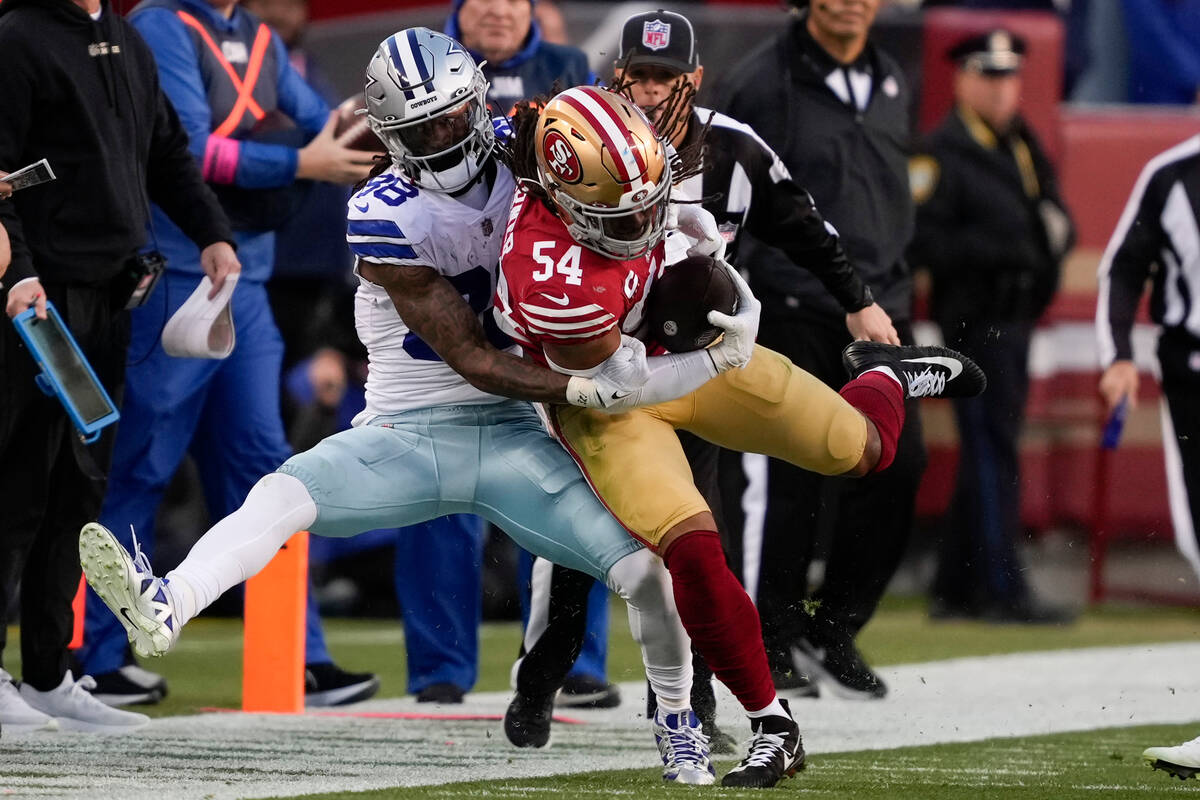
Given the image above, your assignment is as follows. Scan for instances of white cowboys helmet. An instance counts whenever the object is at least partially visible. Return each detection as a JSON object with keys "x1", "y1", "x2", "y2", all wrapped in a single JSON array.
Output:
[{"x1": 364, "y1": 28, "x2": 493, "y2": 192}]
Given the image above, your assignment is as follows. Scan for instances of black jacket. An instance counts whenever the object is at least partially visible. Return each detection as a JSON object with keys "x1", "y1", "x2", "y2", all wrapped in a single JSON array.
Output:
[
  {"x1": 715, "y1": 12, "x2": 914, "y2": 323},
  {"x1": 0, "y1": 0, "x2": 231, "y2": 286},
  {"x1": 679, "y1": 107, "x2": 872, "y2": 313},
  {"x1": 910, "y1": 108, "x2": 1075, "y2": 326}
]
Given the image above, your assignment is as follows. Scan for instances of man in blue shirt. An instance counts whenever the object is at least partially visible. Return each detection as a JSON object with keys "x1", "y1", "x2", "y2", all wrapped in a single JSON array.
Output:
[{"x1": 79, "y1": 0, "x2": 378, "y2": 708}]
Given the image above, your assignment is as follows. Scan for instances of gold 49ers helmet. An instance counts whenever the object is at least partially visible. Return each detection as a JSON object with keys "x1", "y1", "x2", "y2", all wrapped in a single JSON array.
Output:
[{"x1": 535, "y1": 86, "x2": 671, "y2": 260}]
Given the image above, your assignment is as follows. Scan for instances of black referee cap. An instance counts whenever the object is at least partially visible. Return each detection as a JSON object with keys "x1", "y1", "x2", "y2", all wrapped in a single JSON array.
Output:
[{"x1": 618, "y1": 10, "x2": 699, "y2": 75}]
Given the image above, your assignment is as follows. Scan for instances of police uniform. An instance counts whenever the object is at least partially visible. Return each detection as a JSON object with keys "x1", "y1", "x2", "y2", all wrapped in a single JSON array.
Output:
[{"x1": 909, "y1": 30, "x2": 1075, "y2": 619}]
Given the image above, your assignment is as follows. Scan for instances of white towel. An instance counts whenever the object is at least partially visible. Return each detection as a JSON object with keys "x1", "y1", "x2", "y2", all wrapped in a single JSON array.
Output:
[{"x1": 161, "y1": 274, "x2": 238, "y2": 359}]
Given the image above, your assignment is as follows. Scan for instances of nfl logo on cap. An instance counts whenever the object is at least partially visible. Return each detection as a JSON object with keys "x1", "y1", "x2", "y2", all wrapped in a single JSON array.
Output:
[{"x1": 643, "y1": 19, "x2": 670, "y2": 51}]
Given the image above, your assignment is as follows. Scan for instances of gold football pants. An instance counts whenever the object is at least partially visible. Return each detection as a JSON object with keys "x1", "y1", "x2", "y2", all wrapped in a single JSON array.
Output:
[{"x1": 550, "y1": 345, "x2": 867, "y2": 547}]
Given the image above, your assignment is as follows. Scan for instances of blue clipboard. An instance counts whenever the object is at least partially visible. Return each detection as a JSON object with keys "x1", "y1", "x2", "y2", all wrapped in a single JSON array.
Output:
[{"x1": 12, "y1": 301, "x2": 120, "y2": 443}]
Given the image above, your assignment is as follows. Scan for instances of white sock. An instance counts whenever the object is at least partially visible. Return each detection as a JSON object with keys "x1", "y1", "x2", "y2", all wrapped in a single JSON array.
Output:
[
  {"x1": 165, "y1": 473, "x2": 317, "y2": 628},
  {"x1": 606, "y1": 549, "x2": 693, "y2": 713},
  {"x1": 864, "y1": 365, "x2": 902, "y2": 387},
  {"x1": 747, "y1": 697, "x2": 788, "y2": 719}
]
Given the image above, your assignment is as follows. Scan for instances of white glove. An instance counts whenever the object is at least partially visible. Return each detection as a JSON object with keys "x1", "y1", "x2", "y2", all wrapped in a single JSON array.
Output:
[
  {"x1": 705, "y1": 260, "x2": 760, "y2": 372},
  {"x1": 670, "y1": 202, "x2": 727, "y2": 261},
  {"x1": 567, "y1": 335, "x2": 651, "y2": 409}
]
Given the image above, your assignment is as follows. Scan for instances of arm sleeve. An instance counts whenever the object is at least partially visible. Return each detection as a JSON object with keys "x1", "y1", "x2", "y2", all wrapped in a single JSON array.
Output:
[
  {"x1": 130, "y1": 9, "x2": 299, "y2": 190},
  {"x1": 742, "y1": 135, "x2": 871, "y2": 311},
  {"x1": 0, "y1": 38, "x2": 37, "y2": 282},
  {"x1": 1096, "y1": 163, "x2": 1166, "y2": 366}
]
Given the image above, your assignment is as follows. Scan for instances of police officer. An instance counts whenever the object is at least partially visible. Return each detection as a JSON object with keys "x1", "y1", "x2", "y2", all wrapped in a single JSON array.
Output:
[{"x1": 909, "y1": 30, "x2": 1075, "y2": 622}]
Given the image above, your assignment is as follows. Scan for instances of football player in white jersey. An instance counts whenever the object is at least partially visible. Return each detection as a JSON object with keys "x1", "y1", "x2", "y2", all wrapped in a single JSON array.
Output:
[{"x1": 77, "y1": 28, "x2": 759, "y2": 785}]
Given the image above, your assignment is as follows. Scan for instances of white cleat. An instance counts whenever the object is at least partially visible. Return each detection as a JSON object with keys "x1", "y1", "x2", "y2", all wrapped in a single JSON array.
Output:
[
  {"x1": 0, "y1": 669, "x2": 58, "y2": 734},
  {"x1": 653, "y1": 708, "x2": 716, "y2": 785},
  {"x1": 1144, "y1": 735, "x2": 1200, "y2": 780},
  {"x1": 20, "y1": 671, "x2": 148, "y2": 734},
  {"x1": 79, "y1": 522, "x2": 179, "y2": 658}
]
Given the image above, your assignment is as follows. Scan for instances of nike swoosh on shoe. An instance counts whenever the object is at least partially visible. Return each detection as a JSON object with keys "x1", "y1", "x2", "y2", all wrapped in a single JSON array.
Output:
[{"x1": 902, "y1": 355, "x2": 963, "y2": 380}]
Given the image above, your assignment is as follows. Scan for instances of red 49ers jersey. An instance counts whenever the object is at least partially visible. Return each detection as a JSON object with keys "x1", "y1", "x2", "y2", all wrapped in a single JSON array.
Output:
[{"x1": 494, "y1": 189, "x2": 665, "y2": 366}]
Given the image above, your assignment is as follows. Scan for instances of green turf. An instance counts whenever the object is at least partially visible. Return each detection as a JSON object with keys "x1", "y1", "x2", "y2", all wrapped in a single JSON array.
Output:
[
  {"x1": 6, "y1": 598, "x2": 1197, "y2": 717},
  {"x1": 281, "y1": 723, "x2": 1200, "y2": 799}
]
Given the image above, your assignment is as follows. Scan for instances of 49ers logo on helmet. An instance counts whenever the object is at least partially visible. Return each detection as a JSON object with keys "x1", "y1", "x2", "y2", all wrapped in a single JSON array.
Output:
[{"x1": 542, "y1": 130, "x2": 581, "y2": 184}]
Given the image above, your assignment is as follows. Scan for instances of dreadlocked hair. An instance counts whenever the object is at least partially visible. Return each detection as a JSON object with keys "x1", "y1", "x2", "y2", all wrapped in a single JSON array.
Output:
[
  {"x1": 494, "y1": 95, "x2": 554, "y2": 207},
  {"x1": 608, "y1": 56, "x2": 708, "y2": 193},
  {"x1": 354, "y1": 152, "x2": 393, "y2": 192}
]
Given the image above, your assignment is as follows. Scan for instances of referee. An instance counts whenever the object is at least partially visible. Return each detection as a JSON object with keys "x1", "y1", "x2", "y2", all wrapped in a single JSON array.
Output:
[{"x1": 1097, "y1": 134, "x2": 1200, "y2": 583}]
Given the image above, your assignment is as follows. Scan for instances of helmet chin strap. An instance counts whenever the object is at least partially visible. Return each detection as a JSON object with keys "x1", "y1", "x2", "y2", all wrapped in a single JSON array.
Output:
[{"x1": 411, "y1": 152, "x2": 484, "y2": 193}]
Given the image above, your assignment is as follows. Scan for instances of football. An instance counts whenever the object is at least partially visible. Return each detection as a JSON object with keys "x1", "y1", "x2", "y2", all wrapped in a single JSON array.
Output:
[
  {"x1": 334, "y1": 93, "x2": 386, "y2": 153},
  {"x1": 647, "y1": 254, "x2": 738, "y2": 353}
]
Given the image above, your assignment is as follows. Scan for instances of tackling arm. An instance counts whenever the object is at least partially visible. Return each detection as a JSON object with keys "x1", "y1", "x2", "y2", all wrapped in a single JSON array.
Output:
[{"x1": 359, "y1": 261, "x2": 576, "y2": 403}]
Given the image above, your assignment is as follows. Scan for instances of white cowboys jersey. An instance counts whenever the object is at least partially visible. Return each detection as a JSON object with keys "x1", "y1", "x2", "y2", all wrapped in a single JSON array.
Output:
[{"x1": 346, "y1": 164, "x2": 519, "y2": 421}]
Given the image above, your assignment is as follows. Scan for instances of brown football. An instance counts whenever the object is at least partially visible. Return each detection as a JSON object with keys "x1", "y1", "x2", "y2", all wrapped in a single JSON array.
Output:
[
  {"x1": 647, "y1": 254, "x2": 738, "y2": 353},
  {"x1": 334, "y1": 93, "x2": 386, "y2": 153}
]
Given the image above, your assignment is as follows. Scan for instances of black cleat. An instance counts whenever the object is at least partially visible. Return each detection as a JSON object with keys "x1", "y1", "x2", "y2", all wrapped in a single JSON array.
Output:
[
  {"x1": 415, "y1": 682, "x2": 465, "y2": 704},
  {"x1": 87, "y1": 664, "x2": 167, "y2": 707},
  {"x1": 791, "y1": 636, "x2": 887, "y2": 700},
  {"x1": 304, "y1": 663, "x2": 380, "y2": 707},
  {"x1": 842, "y1": 342, "x2": 986, "y2": 399},
  {"x1": 721, "y1": 699, "x2": 805, "y2": 788},
  {"x1": 504, "y1": 690, "x2": 555, "y2": 748}
]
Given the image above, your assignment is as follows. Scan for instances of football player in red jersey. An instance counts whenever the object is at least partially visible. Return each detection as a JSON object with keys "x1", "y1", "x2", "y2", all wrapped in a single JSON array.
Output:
[{"x1": 494, "y1": 85, "x2": 987, "y2": 788}]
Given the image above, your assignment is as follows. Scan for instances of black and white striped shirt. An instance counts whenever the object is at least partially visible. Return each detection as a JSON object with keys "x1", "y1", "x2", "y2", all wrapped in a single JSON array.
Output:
[{"x1": 1097, "y1": 135, "x2": 1200, "y2": 366}]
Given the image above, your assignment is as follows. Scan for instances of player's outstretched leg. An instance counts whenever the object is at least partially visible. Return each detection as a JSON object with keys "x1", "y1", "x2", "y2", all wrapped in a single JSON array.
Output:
[
  {"x1": 721, "y1": 698, "x2": 806, "y2": 788},
  {"x1": 842, "y1": 342, "x2": 987, "y2": 398},
  {"x1": 1144, "y1": 735, "x2": 1200, "y2": 780},
  {"x1": 79, "y1": 523, "x2": 179, "y2": 659}
]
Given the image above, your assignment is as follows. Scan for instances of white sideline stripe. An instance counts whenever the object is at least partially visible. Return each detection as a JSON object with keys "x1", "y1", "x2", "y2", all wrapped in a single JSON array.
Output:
[{"x1": 5, "y1": 643, "x2": 1200, "y2": 798}]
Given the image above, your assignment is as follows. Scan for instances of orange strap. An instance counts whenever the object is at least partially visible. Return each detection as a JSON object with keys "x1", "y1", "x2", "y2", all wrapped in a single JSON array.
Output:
[{"x1": 177, "y1": 11, "x2": 271, "y2": 137}]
